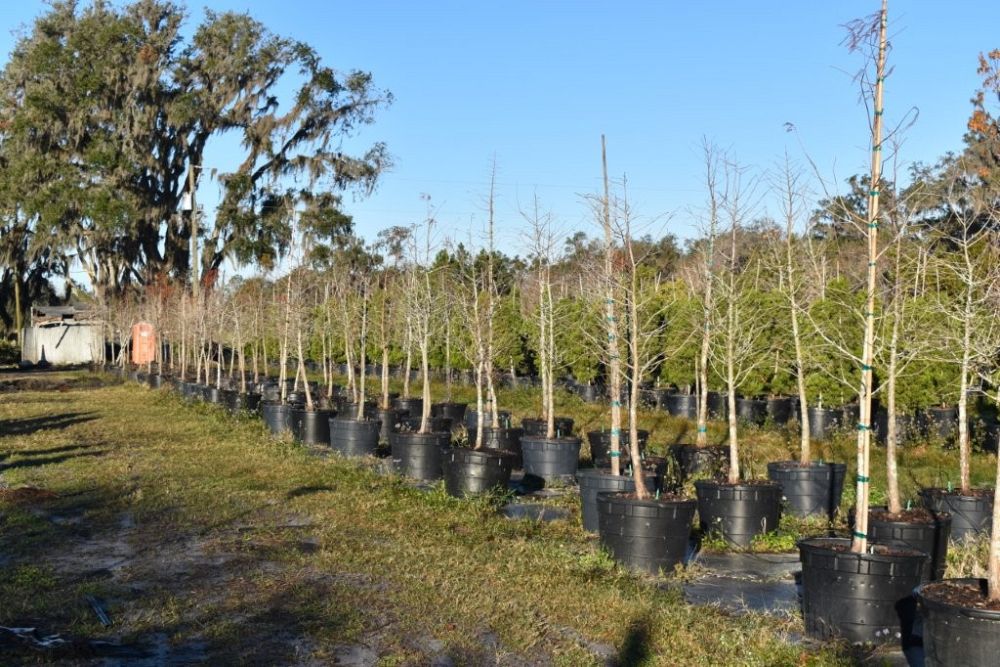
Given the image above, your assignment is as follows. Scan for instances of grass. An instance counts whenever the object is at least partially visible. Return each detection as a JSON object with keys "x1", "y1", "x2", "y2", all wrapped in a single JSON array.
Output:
[{"x1": 0, "y1": 373, "x2": 859, "y2": 665}]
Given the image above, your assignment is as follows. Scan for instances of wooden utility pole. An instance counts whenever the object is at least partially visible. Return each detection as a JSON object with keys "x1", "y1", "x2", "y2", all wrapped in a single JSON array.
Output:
[{"x1": 851, "y1": 0, "x2": 888, "y2": 555}]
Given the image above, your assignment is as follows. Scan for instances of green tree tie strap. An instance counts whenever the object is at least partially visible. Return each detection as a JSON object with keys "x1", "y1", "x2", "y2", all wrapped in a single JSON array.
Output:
[
  {"x1": 856, "y1": 423, "x2": 870, "y2": 431},
  {"x1": 852, "y1": 530, "x2": 867, "y2": 539},
  {"x1": 609, "y1": 451, "x2": 620, "y2": 457},
  {"x1": 697, "y1": 426, "x2": 707, "y2": 433},
  {"x1": 856, "y1": 474, "x2": 870, "y2": 483},
  {"x1": 611, "y1": 428, "x2": 621, "y2": 435},
  {"x1": 869, "y1": 190, "x2": 880, "y2": 196},
  {"x1": 611, "y1": 400, "x2": 621, "y2": 407},
  {"x1": 861, "y1": 364, "x2": 873, "y2": 371}
]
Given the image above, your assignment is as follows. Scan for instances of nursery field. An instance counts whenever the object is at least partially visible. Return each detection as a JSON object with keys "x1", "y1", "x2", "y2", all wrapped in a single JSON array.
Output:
[{"x1": 2, "y1": 373, "x2": 996, "y2": 665}]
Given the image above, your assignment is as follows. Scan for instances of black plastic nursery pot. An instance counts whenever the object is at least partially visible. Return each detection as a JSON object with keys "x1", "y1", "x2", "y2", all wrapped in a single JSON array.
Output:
[
  {"x1": 868, "y1": 507, "x2": 951, "y2": 582},
  {"x1": 799, "y1": 537, "x2": 927, "y2": 645},
  {"x1": 707, "y1": 391, "x2": 727, "y2": 419},
  {"x1": 735, "y1": 397, "x2": 767, "y2": 426},
  {"x1": 464, "y1": 410, "x2": 512, "y2": 437},
  {"x1": 375, "y1": 407, "x2": 402, "y2": 444},
  {"x1": 919, "y1": 406, "x2": 959, "y2": 440},
  {"x1": 477, "y1": 426, "x2": 524, "y2": 468},
  {"x1": 586, "y1": 430, "x2": 649, "y2": 467},
  {"x1": 694, "y1": 480, "x2": 782, "y2": 548},
  {"x1": 916, "y1": 578, "x2": 1000, "y2": 667},
  {"x1": 344, "y1": 400, "x2": 378, "y2": 420},
  {"x1": 520, "y1": 435, "x2": 582, "y2": 483},
  {"x1": 664, "y1": 393, "x2": 698, "y2": 419},
  {"x1": 402, "y1": 414, "x2": 453, "y2": 434},
  {"x1": 147, "y1": 374, "x2": 163, "y2": 389},
  {"x1": 596, "y1": 492, "x2": 697, "y2": 575},
  {"x1": 389, "y1": 431, "x2": 451, "y2": 481},
  {"x1": 290, "y1": 408, "x2": 336, "y2": 445},
  {"x1": 577, "y1": 383, "x2": 604, "y2": 403},
  {"x1": 442, "y1": 447, "x2": 516, "y2": 497},
  {"x1": 873, "y1": 410, "x2": 918, "y2": 445},
  {"x1": 765, "y1": 396, "x2": 794, "y2": 425},
  {"x1": 766, "y1": 461, "x2": 846, "y2": 520},
  {"x1": 261, "y1": 401, "x2": 292, "y2": 435},
  {"x1": 329, "y1": 417, "x2": 381, "y2": 457},
  {"x1": 807, "y1": 406, "x2": 842, "y2": 441},
  {"x1": 521, "y1": 416, "x2": 575, "y2": 437},
  {"x1": 431, "y1": 402, "x2": 468, "y2": 424},
  {"x1": 577, "y1": 469, "x2": 656, "y2": 533},
  {"x1": 668, "y1": 444, "x2": 730, "y2": 485},
  {"x1": 392, "y1": 397, "x2": 424, "y2": 417},
  {"x1": 919, "y1": 488, "x2": 993, "y2": 542},
  {"x1": 202, "y1": 385, "x2": 223, "y2": 404}
]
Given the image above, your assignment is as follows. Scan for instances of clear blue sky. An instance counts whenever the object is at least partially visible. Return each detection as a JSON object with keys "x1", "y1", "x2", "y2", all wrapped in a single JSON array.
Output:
[{"x1": 2, "y1": 1, "x2": 997, "y2": 262}]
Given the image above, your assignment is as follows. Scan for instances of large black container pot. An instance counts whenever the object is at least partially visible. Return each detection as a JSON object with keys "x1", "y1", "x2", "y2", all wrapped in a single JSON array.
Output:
[
  {"x1": 432, "y1": 402, "x2": 468, "y2": 424},
  {"x1": 807, "y1": 407, "x2": 842, "y2": 441},
  {"x1": 577, "y1": 469, "x2": 655, "y2": 533},
  {"x1": 147, "y1": 374, "x2": 164, "y2": 389},
  {"x1": 375, "y1": 407, "x2": 402, "y2": 443},
  {"x1": 920, "y1": 406, "x2": 959, "y2": 440},
  {"x1": 873, "y1": 410, "x2": 918, "y2": 445},
  {"x1": 766, "y1": 461, "x2": 846, "y2": 520},
  {"x1": 596, "y1": 492, "x2": 696, "y2": 575},
  {"x1": 735, "y1": 397, "x2": 767, "y2": 426},
  {"x1": 261, "y1": 401, "x2": 292, "y2": 435},
  {"x1": 393, "y1": 397, "x2": 424, "y2": 417},
  {"x1": 202, "y1": 385, "x2": 223, "y2": 404},
  {"x1": 520, "y1": 436, "x2": 582, "y2": 483},
  {"x1": 694, "y1": 480, "x2": 783, "y2": 548},
  {"x1": 868, "y1": 507, "x2": 952, "y2": 582},
  {"x1": 329, "y1": 418, "x2": 381, "y2": 457},
  {"x1": 342, "y1": 401, "x2": 377, "y2": 420},
  {"x1": 707, "y1": 391, "x2": 727, "y2": 419},
  {"x1": 285, "y1": 390, "x2": 307, "y2": 407},
  {"x1": 919, "y1": 488, "x2": 993, "y2": 542},
  {"x1": 291, "y1": 408, "x2": 336, "y2": 445},
  {"x1": 765, "y1": 396, "x2": 794, "y2": 425},
  {"x1": 478, "y1": 427, "x2": 524, "y2": 468},
  {"x1": 179, "y1": 381, "x2": 199, "y2": 400},
  {"x1": 574, "y1": 383, "x2": 602, "y2": 403},
  {"x1": 389, "y1": 431, "x2": 451, "y2": 481},
  {"x1": 664, "y1": 393, "x2": 698, "y2": 419},
  {"x1": 464, "y1": 410, "x2": 512, "y2": 436},
  {"x1": 221, "y1": 389, "x2": 240, "y2": 413},
  {"x1": 587, "y1": 430, "x2": 649, "y2": 467},
  {"x1": 668, "y1": 445, "x2": 730, "y2": 484},
  {"x1": 402, "y1": 414, "x2": 453, "y2": 433},
  {"x1": 916, "y1": 578, "x2": 1000, "y2": 666},
  {"x1": 799, "y1": 537, "x2": 927, "y2": 644},
  {"x1": 259, "y1": 383, "x2": 281, "y2": 402},
  {"x1": 522, "y1": 416, "x2": 575, "y2": 437},
  {"x1": 442, "y1": 448, "x2": 515, "y2": 497}
]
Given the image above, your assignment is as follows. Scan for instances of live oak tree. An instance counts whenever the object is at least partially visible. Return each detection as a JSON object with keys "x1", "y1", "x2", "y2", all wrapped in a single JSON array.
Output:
[{"x1": 0, "y1": 0, "x2": 390, "y2": 300}]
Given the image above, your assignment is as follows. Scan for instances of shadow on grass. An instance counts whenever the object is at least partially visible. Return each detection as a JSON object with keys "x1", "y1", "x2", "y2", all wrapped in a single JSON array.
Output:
[
  {"x1": 0, "y1": 412, "x2": 98, "y2": 437},
  {"x1": 0, "y1": 449, "x2": 106, "y2": 474},
  {"x1": 616, "y1": 614, "x2": 652, "y2": 666},
  {"x1": 286, "y1": 485, "x2": 337, "y2": 499}
]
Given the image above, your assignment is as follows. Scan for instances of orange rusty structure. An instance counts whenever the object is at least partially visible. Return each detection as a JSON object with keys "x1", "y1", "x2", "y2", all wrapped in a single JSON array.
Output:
[{"x1": 131, "y1": 321, "x2": 157, "y2": 365}]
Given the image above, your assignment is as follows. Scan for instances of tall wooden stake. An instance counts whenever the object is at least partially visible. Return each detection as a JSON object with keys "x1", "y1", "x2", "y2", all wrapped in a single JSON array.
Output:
[{"x1": 601, "y1": 135, "x2": 623, "y2": 477}]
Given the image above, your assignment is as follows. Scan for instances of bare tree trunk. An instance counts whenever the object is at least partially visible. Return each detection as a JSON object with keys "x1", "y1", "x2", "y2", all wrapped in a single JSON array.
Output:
[
  {"x1": 885, "y1": 243, "x2": 904, "y2": 514},
  {"x1": 237, "y1": 318, "x2": 246, "y2": 393},
  {"x1": 697, "y1": 144, "x2": 719, "y2": 448},
  {"x1": 357, "y1": 286, "x2": 369, "y2": 421},
  {"x1": 628, "y1": 253, "x2": 650, "y2": 498},
  {"x1": 279, "y1": 276, "x2": 292, "y2": 401},
  {"x1": 601, "y1": 135, "x2": 623, "y2": 475},
  {"x1": 990, "y1": 387, "x2": 1000, "y2": 600},
  {"x1": 402, "y1": 323, "x2": 412, "y2": 399},
  {"x1": 297, "y1": 329, "x2": 313, "y2": 411},
  {"x1": 958, "y1": 252, "x2": 974, "y2": 494},
  {"x1": 851, "y1": 0, "x2": 888, "y2": 555}
]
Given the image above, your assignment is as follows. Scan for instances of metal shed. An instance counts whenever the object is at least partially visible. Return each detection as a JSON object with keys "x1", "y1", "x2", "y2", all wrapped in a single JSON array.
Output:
[{"x1": 21, "y1": 305, "x2": 104, "y2": 366}]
